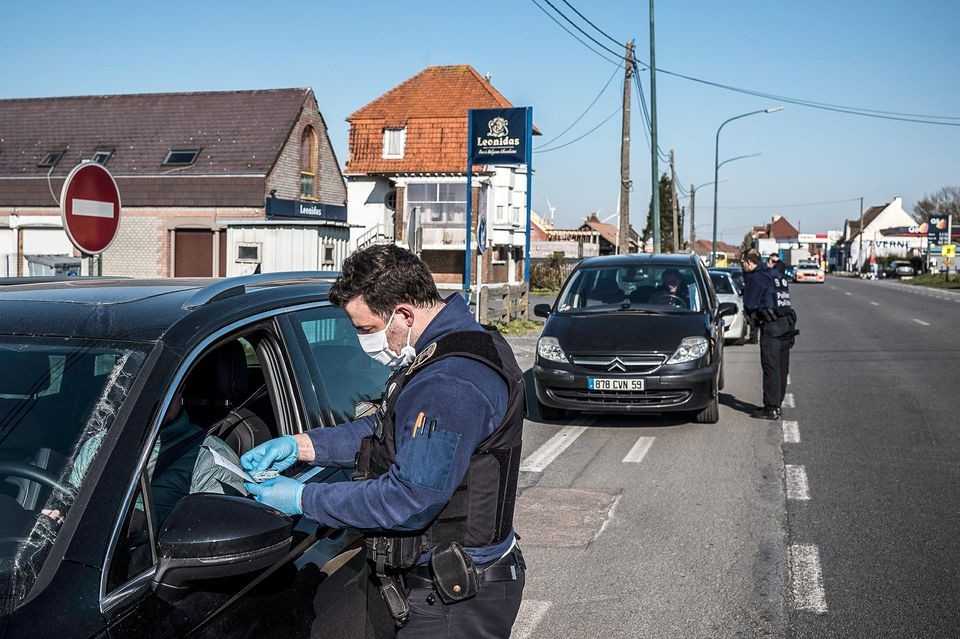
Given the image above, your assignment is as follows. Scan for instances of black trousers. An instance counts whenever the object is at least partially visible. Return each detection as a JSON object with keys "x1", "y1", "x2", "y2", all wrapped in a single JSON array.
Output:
[
  {"x1": 396, "y1": 549, "x2": 526, "y2": 639},
  {"x1": 759, "y1": 333, "x2": 792, "y2": 409}
]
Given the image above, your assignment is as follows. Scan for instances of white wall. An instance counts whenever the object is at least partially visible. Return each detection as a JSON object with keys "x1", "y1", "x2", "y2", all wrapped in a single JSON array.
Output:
[
  {"x1": 226, "y1": 224, "x2": 349, "y2": 276},
  {"x1": 346, "y1": 176, "x2": 393, "y2": 248},
  {"x1": 849, "y1": 198, "x2": 921, "y2": 267}
]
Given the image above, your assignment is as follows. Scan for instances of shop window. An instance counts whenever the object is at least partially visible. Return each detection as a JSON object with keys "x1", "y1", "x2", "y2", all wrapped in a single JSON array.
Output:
[
  {"x1": 322, "y1": 245, "x2": 335, "y2": 269},
  {"x1": 405, "y1": 182, "x2": 466, "y2": 227},
  {"x1": 382, "y1": 128, "x2": 406, "y2": 159},
  {"x1": 493, "y1": 246, "x2": 508, "y2": 264},
  {"x1": 300, "y1": 127, "x2": 318, "y2": 199},
  {"x1": 37, "y1": 151, "x2": 64, "y2": 168},
  {"x1": 236, "y1": 243, "x2": 261, "y2": 263},
  {"x1": 163, "y1": 149, "x2": 200, "y2": 166}
]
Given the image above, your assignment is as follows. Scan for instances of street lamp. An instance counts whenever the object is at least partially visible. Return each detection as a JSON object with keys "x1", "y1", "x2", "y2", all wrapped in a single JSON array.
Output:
[{"x1": 711, "y1": 107, "x2": 783, "y2": 266}]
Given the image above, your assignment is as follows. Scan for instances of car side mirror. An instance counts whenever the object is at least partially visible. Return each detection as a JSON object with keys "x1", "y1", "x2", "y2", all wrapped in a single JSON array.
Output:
[
  {"x1": 154, "y1": 493, "x2": 293, "y2": 589},
  {"x1": 534, "y1": 303, "x2": 552, "y2": 318},
  {"x1": 718, "y1": 302, "x2": 739, "y2": 319}
]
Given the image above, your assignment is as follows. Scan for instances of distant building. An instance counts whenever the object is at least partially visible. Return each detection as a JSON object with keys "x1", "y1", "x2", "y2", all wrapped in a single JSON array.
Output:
[
  {"x1": 0, "y1": 88, "x2": 348, "y2": 277},
  {"x1": 692, "y1": 239, "x2": 741, "y2": 265},
  {"x1": 842, "y1": 197, "x2": 923, "y2": 270},
  {"x1": 345, "y1": 65, "x2": 539, "y2": 287}
]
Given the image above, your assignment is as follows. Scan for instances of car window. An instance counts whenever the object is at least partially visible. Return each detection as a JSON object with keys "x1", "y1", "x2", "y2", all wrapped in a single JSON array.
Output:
[
  {"x1": 0, "y1": 338, "x2": 147, "y2": 610},
  {"x1": 556, "y1": 264, "x2": 704, "y2": 313},
  {"x1": 710, "y1": 272, "x2": 735, "y2": 295},
  {"x1": 103, "y1": 334, "x2": 282, "y2": 593},
  {"x1": 288, "y1": 306, "x2": 391, "y2": 423}
]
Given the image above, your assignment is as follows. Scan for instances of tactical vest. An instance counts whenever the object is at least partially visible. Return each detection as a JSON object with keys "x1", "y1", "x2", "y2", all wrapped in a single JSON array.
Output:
[
  {"x1": 353, "y1": 328, "x2": 525, "y2": 571},
  {"x1": 772, "y1": 272, "x2": 792, "y2": 309}
]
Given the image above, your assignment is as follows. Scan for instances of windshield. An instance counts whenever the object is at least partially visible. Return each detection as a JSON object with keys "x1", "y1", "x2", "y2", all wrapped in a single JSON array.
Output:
[
  {"x1": 709, "y1": 272, "x2": 736, "y2": 295},
  {"x1": 557, "y1": 264, "x2": 703, "y2": 313},
  {"x1": 0, "y1": 338, "x2": 147, "y2": 610}
]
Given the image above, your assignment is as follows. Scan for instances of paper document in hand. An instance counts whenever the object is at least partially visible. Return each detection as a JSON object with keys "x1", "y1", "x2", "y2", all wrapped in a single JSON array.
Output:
[{"x1": 207, "y1": 446, "x2": 255, "y2": 483}]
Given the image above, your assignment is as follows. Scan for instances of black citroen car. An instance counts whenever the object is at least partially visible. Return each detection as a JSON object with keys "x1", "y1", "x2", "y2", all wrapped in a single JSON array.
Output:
[
  {"x1": 532, "y1": 254, "x2": 737, "y2": 424},
  {"x1": 0, "y1": 274, "x2": 394, "y2": 638}
]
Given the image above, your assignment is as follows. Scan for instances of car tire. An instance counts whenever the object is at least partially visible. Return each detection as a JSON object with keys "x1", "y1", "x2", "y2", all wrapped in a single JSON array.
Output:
[
  {"x1": 537, "y1": 400, "x2": 566, "y2": 422},
  {"x1": 693, "y1": 396, "x2": 719, "y2": 424}
]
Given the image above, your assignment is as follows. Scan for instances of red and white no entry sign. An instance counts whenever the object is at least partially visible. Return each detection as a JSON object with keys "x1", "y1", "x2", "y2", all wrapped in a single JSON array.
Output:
[{"x1": 59, "y1": 162, "x2": 122, "y2": 255}]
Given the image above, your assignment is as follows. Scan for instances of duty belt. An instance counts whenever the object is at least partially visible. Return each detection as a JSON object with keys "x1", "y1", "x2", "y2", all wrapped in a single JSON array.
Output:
[{"x1": 404, "y1": 547, "x2": 525, "y2": 588}]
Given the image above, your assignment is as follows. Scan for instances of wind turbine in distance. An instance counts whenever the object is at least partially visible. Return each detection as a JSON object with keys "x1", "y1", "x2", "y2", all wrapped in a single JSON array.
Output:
[{"x1": 545, "y1": 197, "x2": 557, "y2": 224}]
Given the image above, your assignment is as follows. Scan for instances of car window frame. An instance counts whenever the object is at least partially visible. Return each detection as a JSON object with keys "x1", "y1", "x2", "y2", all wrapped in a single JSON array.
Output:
[{"x1": 99, "y1": 302, "x2": 326, "y2": 613}]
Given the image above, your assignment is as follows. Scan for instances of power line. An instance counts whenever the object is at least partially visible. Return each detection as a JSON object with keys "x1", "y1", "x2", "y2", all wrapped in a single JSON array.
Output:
[
  {"x1": 527, "y1": 0, "x2": 621, "y2": 66},
  {"x1": 535, "y1": 62, "x2": 622, "y2": 149},
  {"x1": 534, "y1": 105, "x2": 623, "y2": 153},
  {"x1": 559, "y1": 0, "x2": 623, "y2": 47},
  {"x1": 538, "y1": 0, "x2": 628, "y2": 62}
]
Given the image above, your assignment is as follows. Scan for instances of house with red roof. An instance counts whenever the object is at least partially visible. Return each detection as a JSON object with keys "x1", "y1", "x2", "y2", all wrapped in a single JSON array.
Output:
[{"x1": 345, "y1": 65, "x2": 538, "y2": 286}]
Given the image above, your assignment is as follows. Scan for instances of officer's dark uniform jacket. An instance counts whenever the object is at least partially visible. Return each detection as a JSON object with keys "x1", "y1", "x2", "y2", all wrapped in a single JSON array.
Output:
[
  {"x1": 301, "y1": 294, "x2": 522, "y2": 566},
  {"x1": 743, "y1": 264, "x2": 797, "y2": 339}
]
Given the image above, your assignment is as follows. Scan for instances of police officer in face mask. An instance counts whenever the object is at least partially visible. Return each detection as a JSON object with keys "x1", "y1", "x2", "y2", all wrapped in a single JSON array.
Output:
[
  {"x1": 742, "y1": 250, "x2": 799, "y2": 420},
  {"x1": 240, "y1": 245, "x2": 526, "y2": 638}
]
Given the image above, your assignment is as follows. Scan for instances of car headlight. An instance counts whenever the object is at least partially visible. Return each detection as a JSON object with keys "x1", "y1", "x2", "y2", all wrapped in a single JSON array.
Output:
[
  {"x1": 537, "y1": 336, "x2": 569, "y2": 363},
  {"x1": 666, "y1": 337, "x2": 709, "y2": 364}
]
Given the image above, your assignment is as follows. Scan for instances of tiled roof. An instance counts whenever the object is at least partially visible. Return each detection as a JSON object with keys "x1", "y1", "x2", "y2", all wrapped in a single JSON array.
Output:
[
  {"x1": 346, "y1": 65, "x2": 537, "y2": 175},
  {"x1": 769, "y1": 215, "x2": 799, "y2": 239},
  {"x1": 579, "y1": 213, "x2": 638, "y2": 246},
  {"x1": 693, "y1": 239, "x2": 740, "y2": 256},
  {"x1": 861, "y1": 204, "x2": 886, "y2": 230},
  {"x1": 0, "y1": 88, "x2": 310, "y2": 206}
]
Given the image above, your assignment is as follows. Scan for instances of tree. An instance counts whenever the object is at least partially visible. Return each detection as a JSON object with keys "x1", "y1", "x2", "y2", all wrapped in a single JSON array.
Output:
[
  {"x1": 642, "y1": 173, "x2": 684, "y2": 252},
  {"x1": 913, "y1": 186, "x2": 960, "y2": 222}
]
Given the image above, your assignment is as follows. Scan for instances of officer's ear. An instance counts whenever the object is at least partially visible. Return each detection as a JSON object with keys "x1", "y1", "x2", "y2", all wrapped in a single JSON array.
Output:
[{"x1": 394, "y1": 304, "x2": 416, "y2": 327}]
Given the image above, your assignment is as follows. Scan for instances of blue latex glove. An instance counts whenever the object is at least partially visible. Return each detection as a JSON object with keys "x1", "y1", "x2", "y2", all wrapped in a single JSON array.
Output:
[
  {"x1": 244, "y1": 476, "x2": 305, "y2": 516},
  {"x1": 240, "y1": 435, "x2": 298, "y2": 473}
]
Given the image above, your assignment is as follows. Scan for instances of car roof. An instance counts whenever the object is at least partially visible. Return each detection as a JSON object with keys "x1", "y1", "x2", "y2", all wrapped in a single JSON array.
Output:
[
  {"x1": 0, "y1": 274, "x2": 335, "y2": 346},
  {"x1": 578, "y1": 253, "x2": 698, "y2": 268}
]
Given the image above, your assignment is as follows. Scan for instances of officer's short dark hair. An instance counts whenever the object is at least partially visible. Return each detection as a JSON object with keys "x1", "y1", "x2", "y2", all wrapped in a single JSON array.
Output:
[
  {"x1": 330, "y1": 244, "x2": 442, "y2": 318},
  {"x1": 743, "y1": 250, "x2": 761, "y2": 265}
]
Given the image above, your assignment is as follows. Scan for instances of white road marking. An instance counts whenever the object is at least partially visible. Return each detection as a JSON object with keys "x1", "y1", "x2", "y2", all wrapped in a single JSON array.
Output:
[
  {"x1": 782, "y1": 420, "x2": 800, "y2": 443},
  {"x1": 783, "y1": 393, "x2": 795, "y2": 408},
  {"x1": 520, "y1": 426, "x2": 588, "y2": 473},
  {"x1": 622, "y1": 436, "x2": 655, "y2": 463},
  {"x1": 844, "y1": 291, "x2": 852, "y2": 296},
  {"x1": 786, "y1": 465, "x2": 810, "y2": 500},
  {"x1": 512, "y1": 600, "x2": 552, "y2": 639},
  {"x1": 72, "y1": 197, "x2": 115, "y2": 218},
  {"x1": 789, "y1": 544, "x2": 828, "y2": 613},
  {"x1": 870, "y1": 301, "x2": 880, "y2": 306},
  {"x1": 912, "y1": 319, "x2": 931, "y2": 326},
  {"x1": 592, "y1": 493, "x2": 622, "y2": 542}
]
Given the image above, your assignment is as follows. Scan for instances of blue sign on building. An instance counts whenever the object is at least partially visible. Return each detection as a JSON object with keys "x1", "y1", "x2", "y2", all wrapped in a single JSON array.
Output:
[{"x1": 265, "y1": 196, "x2": 348, "y2": 222}]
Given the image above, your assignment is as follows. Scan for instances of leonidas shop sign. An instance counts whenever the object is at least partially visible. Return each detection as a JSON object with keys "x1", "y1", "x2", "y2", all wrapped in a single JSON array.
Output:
[
  {"x1": 469, "y1": 108, "x2": 529, "y2": 165},
  {"x1": 265, "y1": 196, "x2": 347, "y2": 222}
]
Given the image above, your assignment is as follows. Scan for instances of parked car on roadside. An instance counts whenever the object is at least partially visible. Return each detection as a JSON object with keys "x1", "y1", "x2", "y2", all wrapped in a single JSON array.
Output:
[
  {"x1": 794, "y1": 263, "x2": 825, "y2": 283},
  {"x1": 0, "y1": 274, "x2": 391, "y2": 639},
  {"x1": 882, "y1": 260, "x2": 915, "y2": 278},
  {"x1": 709, "y1": 270, "x2": 748, "y2": 345},
  {"x1": 532, "y1": 254, "x2": 738, "y2": 424},
  {"x1": 713, "y1": 266, "x2": 745, "y2": 293}
]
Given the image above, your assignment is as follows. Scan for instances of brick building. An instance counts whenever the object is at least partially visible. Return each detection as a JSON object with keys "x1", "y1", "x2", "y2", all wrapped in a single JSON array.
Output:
[
  {"x1": 345, "y1": 65, "x2": 538, "y2": 287},
  {"x1": 0, "y1": 88, "x2": 348, "y2": 277}
]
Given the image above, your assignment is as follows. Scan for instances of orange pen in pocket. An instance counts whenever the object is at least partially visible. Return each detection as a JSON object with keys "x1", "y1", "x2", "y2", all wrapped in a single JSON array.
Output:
[{"x1": 412, "y1": 411, "x2": 426, "y2": 438}]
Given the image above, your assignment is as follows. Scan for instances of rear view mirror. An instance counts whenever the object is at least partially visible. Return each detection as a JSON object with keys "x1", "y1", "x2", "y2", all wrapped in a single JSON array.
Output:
[
  {"x1": 534, "y1": 304, "x2": 552, "y2": 318},
  {"x1": 155, "y1": 493, "x2": 293, "y2": 589},
  {"x1": 718, "y1": 302, "x2": 739, "y2": 318}
]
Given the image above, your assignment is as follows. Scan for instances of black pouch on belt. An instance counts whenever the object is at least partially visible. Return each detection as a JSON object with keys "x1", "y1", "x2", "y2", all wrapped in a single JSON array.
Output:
[{"x1": 430, "y1": 542, "x2": 480, "y2": 603}]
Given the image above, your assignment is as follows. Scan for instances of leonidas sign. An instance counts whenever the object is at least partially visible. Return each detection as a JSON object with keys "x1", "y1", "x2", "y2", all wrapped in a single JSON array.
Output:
[{"x1": 469, "y1": 108, "x2": 528, "y2": 165}]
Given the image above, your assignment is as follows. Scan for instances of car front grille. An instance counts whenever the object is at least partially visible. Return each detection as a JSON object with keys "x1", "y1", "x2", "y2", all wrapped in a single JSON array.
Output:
[
  {"x1": 548, "y1": 388, "x2": 691, "y2": 407},
  {"x1": 569, "y1": 353, "x2": 668, "y2": 374}
]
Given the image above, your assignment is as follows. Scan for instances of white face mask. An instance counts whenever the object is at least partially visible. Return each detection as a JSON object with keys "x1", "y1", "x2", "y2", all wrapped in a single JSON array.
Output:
[{"x1": 357, "y1": 309, "x2": 416, "y2": 368}]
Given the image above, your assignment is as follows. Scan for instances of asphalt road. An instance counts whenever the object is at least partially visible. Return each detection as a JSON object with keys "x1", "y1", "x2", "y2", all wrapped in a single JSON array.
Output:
[{"x1": 508, "y1": 277, "x2": 960, "y2": 638}]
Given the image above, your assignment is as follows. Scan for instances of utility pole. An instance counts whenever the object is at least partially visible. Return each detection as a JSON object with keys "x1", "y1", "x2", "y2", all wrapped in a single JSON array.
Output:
[
  {"x1": 858, "y1": 196, "x2": 864, "y2": 273},
  {"x1": 649, "y1": 0, "x2": 661, "y2": 253},
  {"x1": 669, "y1": 149, "x2": 679, "y2": 252},
  {"x1": 617, "y1": 41, "x2": 635, "y2": 255},
  {"x1": 689, "y1": 183, "x2": 696, "y2": 248}
]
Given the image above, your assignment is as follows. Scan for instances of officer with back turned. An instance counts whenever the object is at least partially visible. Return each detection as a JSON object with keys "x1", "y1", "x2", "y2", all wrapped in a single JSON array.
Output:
[
  {"x1": 239, "y1": 244, "x2": 526, "y2": 638},
  {"x1": 742, "y1": 250, "x2": 798, "y2": 419}
]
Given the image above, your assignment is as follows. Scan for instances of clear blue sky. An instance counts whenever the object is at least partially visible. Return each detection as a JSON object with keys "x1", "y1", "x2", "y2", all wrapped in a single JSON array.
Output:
[{"x1": 3, "y1": 0, "x2": 958, "y2": 243}]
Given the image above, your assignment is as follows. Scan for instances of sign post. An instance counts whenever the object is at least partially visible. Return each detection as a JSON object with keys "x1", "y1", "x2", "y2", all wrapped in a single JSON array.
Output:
[
  {"x1": 60, "y1": 162, "x2": 122, "y2": 266},
  {"x1": 464, "y1": 106, "x2": 533, "y2": 293}
]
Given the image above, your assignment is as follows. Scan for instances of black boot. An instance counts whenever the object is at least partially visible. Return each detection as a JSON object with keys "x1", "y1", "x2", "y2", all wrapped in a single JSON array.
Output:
[{"x1": 750, "y1": 406, "x2": 781, "y2": 420}]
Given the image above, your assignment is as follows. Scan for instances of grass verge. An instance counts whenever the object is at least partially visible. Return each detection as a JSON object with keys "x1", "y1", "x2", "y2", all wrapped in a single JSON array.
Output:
[
  {"x1": 901, "y1": 274, "x2": 960, "y2": 290},
  {"x1": 493, "y1": 319, "x2": 542, "y2": 336}
]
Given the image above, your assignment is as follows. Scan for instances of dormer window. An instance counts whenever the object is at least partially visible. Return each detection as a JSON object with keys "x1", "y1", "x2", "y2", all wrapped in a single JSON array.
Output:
[
  {"x1": 38, "y1": 151, "x2": 64, "y2": 168},
  {"x1": 382, "y1": 128, "x2": 406, "y2": 159},
  {"x1": 163, "y1": 148, "x2": 200, "y2": 166},
  {"x1": 92, "y1": 149, "x2": 113, "y2": 165}
]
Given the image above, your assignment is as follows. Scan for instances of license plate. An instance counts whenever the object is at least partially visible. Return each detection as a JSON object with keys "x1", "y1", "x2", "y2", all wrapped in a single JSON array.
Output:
[{"x1": 587, "y1": 377, "x2": 645, "y2": 391}]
